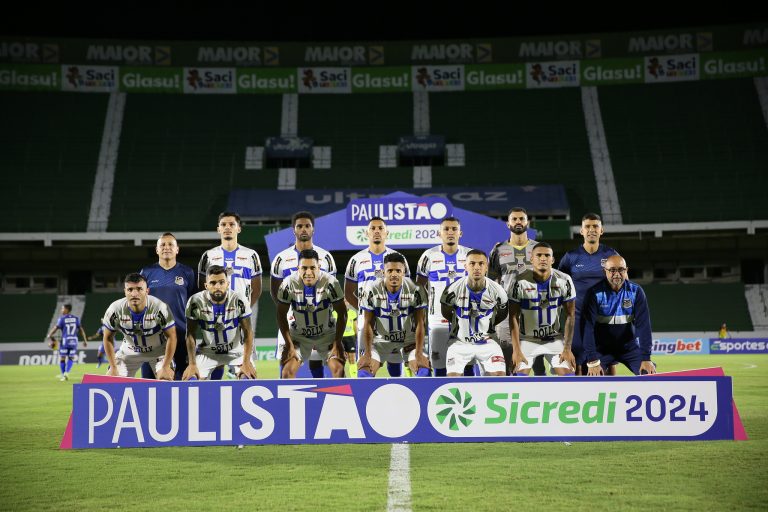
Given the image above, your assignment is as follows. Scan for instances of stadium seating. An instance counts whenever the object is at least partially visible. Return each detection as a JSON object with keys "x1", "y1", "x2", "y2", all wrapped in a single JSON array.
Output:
[
  {"x1": 0, "y1": 92, "x2": 107, "y2": 232},
  {"x1": 643, "y1": 282, "x2": 753, "y2": 331},
  {"x1": 0, "y1": 294, "x2": 57, "y2": 342},
  {"x1": 82, "y1": 292, "x2": 122, "y2": 335},
  {"x1": 599, "y1": 79, "x2": 768, "y2": 224}
]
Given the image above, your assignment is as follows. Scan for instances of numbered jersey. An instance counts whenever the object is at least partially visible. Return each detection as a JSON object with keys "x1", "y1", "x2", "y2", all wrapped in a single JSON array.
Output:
[
  {"x1": 509, "y1": 269, "x2": 576, "y2": 342},
  {"x1": 185, "y1": 289, "x2": 251, "y2": 355},
  {"x1": 345, "y1": 248, "x2": 411, "y2": 300},
  {"x1": 271, "y1": 245, "x2": 336, "y2": 279},
  {"x1": 198, "y1": 245, "x2": 262, "y2": 302},
  {"x1": 441, "y1": 277, "x2": 508, "y2": 344},
  {"x1": 102, "y1": 296, "x2": 175, "y2": 353},
  {"x1": 489, "y1": 239, "x2": 537, "y2": 290},
  {"x1": 416, "y1": 245, "x2": 470, "y2": 325},
  {"x1": 56, "y1": 314, "x2": 81, "y2": 347},
  {"x1": 277, "y1": 272, "x2": 344, "y2": 338},
  {"x1": 360, "y1": 278, "x2": 427, "y2": 344}
]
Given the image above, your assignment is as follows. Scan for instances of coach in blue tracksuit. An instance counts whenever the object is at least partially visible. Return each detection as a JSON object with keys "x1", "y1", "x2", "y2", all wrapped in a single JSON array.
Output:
[{"x1": 582, "y1": 254, "x2": 657, "y2": 376}]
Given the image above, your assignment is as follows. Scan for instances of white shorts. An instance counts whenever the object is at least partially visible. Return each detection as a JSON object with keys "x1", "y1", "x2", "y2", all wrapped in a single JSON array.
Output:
[
  {"x1": 277, "y1": 330, "x2": 323, "y2": 362},
  {"x1": 495, "y1": 322, "x2": 511, "y2": 345},
  {"x1": 366, "y1": 340, "x2": 420, "y2": 365},
  {"x1": 195, "y1": 349, "x2": 246, "y2": 379},
  {"x1": 446, "y1": 340, "x2": 505, "y2": 375},
  {"x1": 516, "y1": 338, "x2": 572, "y2": 372},
  {"x1": 111, "y1": 345, "x2": 168, "y2": 378},
  {"x1": 428, "y1": 323, "x2": 451, "y2": 369},
  {"x1": 290, "y1": 332, "x2": 336, "y2": 363}
]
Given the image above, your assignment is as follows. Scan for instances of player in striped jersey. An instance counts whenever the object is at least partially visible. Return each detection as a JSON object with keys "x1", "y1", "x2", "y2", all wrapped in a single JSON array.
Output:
[
  {"x1": 277, "y1": 249, "x2": 347, "y2": 379},
  {"x1": 440, "y1": 250, "x2": 509, "y2": 376},
  {"x1": 270, "y1": 211, "x2": 337, "y2": 378},
  {"x1": 344, "y1": 217, "x2": 410, "y2": 377},
  {"x1": 101, "y1": 273, "x2": 176, "y2": 380},
  {"x1": 46, "y1": 304, "x2": 87, "y2": 381},
  {"x1": 183, "y1": 265, "x2": 256, "y2": 380},
  {"x1": 508, "y1": 242, "x2": 576, "y2": 376},
  {"x1": 582, "y1": 255, "x2": 656, "y2": 376},
  {"x1": 415, "y1": 217, "x2": 470, "y2": 376},
  {"x1": 557, "y1": 213, "x2": 619, "y2": 373},
  {"x1": 357, "y1": 252, "x2": 430, "y2": 377}
]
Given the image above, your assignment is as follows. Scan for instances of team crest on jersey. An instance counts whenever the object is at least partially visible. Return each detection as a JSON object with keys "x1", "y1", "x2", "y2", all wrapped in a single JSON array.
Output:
[
  {"x1": 601, "y1": 259, "x2": 608, "y2": 268},
  {"x1": 175, "y1": 276, "x2": 185, "y2": 286},
  {"x1": 622, "y1": 298, "x2": 633, "y2": 308}
]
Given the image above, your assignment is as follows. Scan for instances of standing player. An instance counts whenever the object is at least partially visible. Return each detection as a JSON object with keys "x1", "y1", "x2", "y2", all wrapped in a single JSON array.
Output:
[
  {"x1": 46, "y1": 304, "x2": 87, "y2": 381},
  {"x1": 582, "y1": 255, "x2": 657, "y2": 376},
  {"x1": 101, "y1": 273, "x2": 176, "y2": 380},
  {"x1": 344, "y1": 217, "x2": 410, "y2": 376},
  {"x1": 86, "y1": 327, "x2": 106, "y2": 368},
  {"x1": 182, "y1": 265, "x2": 257, "y2": 380},
  {"x1": 277, "y1": 249, "x2": 347, "y2": 379},
  {"x1": 139, "y1": 232, "x2": 197, "y2": 380},
  {"x1": 558, "y1": 213, "x2": 618, "y2": 373},
  {"x1": 440, "y1": 250, "x2": 508, "y2": 376},
  {"x1": 270, "y1": 211, "x2": 336, "y2": 378},
  {"x1": 416, "y1": 216, "x2": 470, "y2": 376},
  {"x1": 508, "y1": 242, "x2": 577, "y2": 376},
  {"x1": 488, "y1": 207, "x2": 544, "y2": 375},
  {"x1": 357, "y1": 253, "x2": 430, "y2": 377}
]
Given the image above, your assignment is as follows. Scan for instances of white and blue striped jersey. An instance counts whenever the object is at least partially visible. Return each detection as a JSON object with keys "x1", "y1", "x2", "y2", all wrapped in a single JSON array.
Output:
[
  {"x1": 360, "y1": 278, "x2": 427, "y2": 344},
  {"x1": 441, "y1": 277, "x2": 508, "y2": 344},
  {"x1": 277, "y1": 272, "x2": 344, "y2": 338},
  {"x1": 416, "y1": 245, "x2": 470, "y2": 325},
  {"x1": 56, "y1": 314, "x2": 82, "y2": 347},
  {"x1": 198, "y1": 245, "x2": 262, "y2": 302},
  {"x1": 509, "y1": 269, "x2": 576, "y2": 342},
  {"x1": 345, "y1": 248, "x2": 411, "y2": 301},
  {"x1": 102, "y1": 296, "x2": 175, "y2": 353},
  {"x1": 270, "y1": 245, "x2": 336, "y2": 279},
  {"x1": 185, "y1": 289, "x2": 251, "y2": 355}
]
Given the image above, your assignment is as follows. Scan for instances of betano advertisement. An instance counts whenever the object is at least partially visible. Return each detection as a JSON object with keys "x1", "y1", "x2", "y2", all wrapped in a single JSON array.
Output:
[
  {"x1": 64, "y1": 375, "x2": 736, "y2": 449},
  {"x1": 1, "y1": 50, "x2": 765, "y2": 93}
]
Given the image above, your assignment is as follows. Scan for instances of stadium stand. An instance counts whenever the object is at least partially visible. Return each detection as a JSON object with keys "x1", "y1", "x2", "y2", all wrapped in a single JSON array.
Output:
[
  {"x1": 0, "y1": 294, "x2": 57, "y2": 342},
  {"x1": 108, "y1": 94, "x2": 283, "y2": 232},
  {"x1": 0, "y1": 92, "x2": 107, "y2": 232},
  {"x1": 82, "y1": 292, "x2": 121, "y2": 334},
  {"x1": 643, "y1": 282, "x2": 753, "y2": 331},
  {"x1": 429, "y1": 89, "x2": 600, "y2": 219},
  {"x1": 599, "y1": 79, "x2": 768, "y2": 224}
]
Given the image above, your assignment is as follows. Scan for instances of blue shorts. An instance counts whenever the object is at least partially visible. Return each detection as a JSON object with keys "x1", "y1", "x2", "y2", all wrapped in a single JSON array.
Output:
[
  {"x1": 59, "y1": 344, "x2": 78, "y2": 358},
  {"x1": 593, "y1": 341, "x2": 644, "y2": 375}
]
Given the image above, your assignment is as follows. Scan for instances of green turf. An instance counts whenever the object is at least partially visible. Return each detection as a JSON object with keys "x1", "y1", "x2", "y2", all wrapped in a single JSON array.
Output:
[{"x1": 0, "y1": 356, "x2": 765, "y2": 511}]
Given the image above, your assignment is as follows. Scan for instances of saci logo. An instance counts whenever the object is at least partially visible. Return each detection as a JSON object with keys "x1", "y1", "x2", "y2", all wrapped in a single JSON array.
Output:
[{"x1": 434, "y1": 387, "x2": 476, "y2": 431}]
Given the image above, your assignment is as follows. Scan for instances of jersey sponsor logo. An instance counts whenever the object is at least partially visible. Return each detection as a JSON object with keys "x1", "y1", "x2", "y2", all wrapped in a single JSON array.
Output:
[
  {"x1": 237, "y1": 256, "x2": 249, "y2": 261},
  {"x1": 175, "y1": 276, "x2": 185, "y2": 286},
  {"x1": 600, "y1": 259, "x2": 608, "y2": 268},
  {"x1": 622, "y1": 298, "x2": 633, "y2": 308},
  {"x1": 491, "y1": 355, "x2": 505, "y2": 363}
]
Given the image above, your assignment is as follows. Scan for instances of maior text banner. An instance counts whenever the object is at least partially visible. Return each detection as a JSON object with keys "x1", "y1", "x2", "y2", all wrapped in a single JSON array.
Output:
[{"x1": 66, "y1": 375, "x2": 734, "y2": 449}]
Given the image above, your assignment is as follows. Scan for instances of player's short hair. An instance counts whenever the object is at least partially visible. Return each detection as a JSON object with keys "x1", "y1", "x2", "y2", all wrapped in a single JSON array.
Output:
[
  {"x1": 533, "y1": 242, "x2": 553, "y2": 252},
  {"x1": 291, "y1": 211, "x2": 315, "y2": 227},
  {"x1": 158, "y1": 232, "x2": 177, "y2": 241},
  {"x1": 507, "y1": 207, "x2": 528, "y2": 218},
  {"x1": 62, "y1": 303, "x2": 72, "y2": 312},
  {"x1": 582, "y1": 213, "x2": 602, "y2": 222},
  {"x1": 441, "y1": 216, "x2": 461, "y2": 226},
  {"x1": 124, "y1": 273, "x2": 147, "y2": 285},
  {"x1": 217, "y1": 211, "x2": 242, "y2": 226},
  {"x1": 298, "y1": 249, "x2": 319, "y2": 262},
  {"x1": 369, "y1": 216, "x2": 386, "y2": 226},
  {"x1": 467, "y1": 249, "x2": 488, "y2": 260},
  {"x1": 384, "y1": 252, "x2": 407, "y2": 266},
  {"x1": 206, "y1": 265, "x2": 227, "y2": 278}
]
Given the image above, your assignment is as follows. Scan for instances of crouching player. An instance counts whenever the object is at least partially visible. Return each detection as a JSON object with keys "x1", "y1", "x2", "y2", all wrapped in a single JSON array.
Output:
[
  {"x1": 357, "y1": 253, "x2": 430, "y2": 377},
  {"x1": 183, "y1": 265, "x2": 257, "y2": 380},
  {"x1": 277, "y1": 249, "x2": 347, "y2": 379}
]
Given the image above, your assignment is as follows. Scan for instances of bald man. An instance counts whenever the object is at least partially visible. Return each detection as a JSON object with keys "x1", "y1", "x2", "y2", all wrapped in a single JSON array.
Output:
[{"x1": 581, "y1": 255, "x2": 656, "y2": 376}]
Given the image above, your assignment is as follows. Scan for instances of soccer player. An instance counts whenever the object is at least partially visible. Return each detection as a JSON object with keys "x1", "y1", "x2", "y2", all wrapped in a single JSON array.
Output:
[
  {"x1": 557, "y1": 213, "x2": 618, "y2": 373},
  {"x1": 139, "y1": 232, "x2": 197, "y2": 380},
  {"x1": 344, "y1": 217, "x2": 410, "y2": 376},
  {"x1": 182, "y1": 265, "x2": 257, "y2": 380},
  {"x1": 508, "y1": 242, "x2": 577, "y2": 376},
  {"x1": 86, "y1": 327, "x2": 106, "y2": 368},
  {"x1": 440, "y1": 250, "x2": 509, "y2": 376},
  {"x1": 416, "y1": 216, "x2": 470, "y2": 376},
  {"x1": 277, "y1": 249, "x2": 347, "y2": 379},
  {"x1": 357, "y1": 252, "x2": 430, "y2": 378},
  {"x1": 270, "y1": 211, "x2": 337, "y2": 378},
  {"x1": 46, "y1": 304, "x2": 87, "y2": 381},
  {"x1": 101, "y1": 273, "x2": 176, "y2": 380},
  {"x1": 489, "y1": 207, "x2": 545, "y2": 375},
  {"x1": 582, "y1": 255, "x2": 657, "y2": 376}
]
